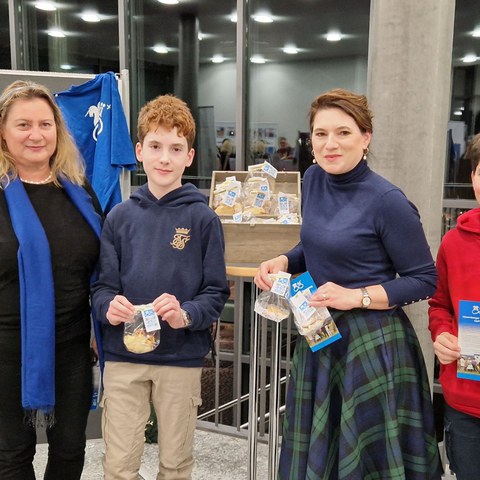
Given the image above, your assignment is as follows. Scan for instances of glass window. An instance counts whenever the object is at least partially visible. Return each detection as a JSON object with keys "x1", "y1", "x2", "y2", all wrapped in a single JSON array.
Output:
[
  {"x1": 17, "y1": 0, "x2": 119, "y2": 74},
  {"x1": 445, "y1": 0, "x2": 480, "y2": 200},
  {"x1": 246, "y1": 0, "x2": 370, "y2": 175},
  {"x1": 128, "y1": 0, "x2": 236, "y2": 188},
  {"x1": 0, "y1": 0, "x2": 10, "y2": 69}
]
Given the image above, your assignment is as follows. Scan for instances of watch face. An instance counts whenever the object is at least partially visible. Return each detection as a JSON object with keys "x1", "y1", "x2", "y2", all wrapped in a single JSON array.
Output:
[{"x1": 361, "y1": 289, "x2": 371, "y2": 307}]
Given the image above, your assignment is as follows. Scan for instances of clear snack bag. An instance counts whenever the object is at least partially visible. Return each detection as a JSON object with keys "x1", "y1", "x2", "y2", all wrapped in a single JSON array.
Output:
[
  {"x1": 254, "y1": 272, "x2": 291, "y2": 322},
  {"x1": 123, "y1": 304, "x2": 161, "y2": 354},
  {"x1": 254, "y1": 291, "x2": 291, "y2": 322}
]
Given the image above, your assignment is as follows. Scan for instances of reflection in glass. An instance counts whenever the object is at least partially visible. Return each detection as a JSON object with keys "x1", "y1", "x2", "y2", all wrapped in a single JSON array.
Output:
[
  {"x1": 13, "y1": 1, "x2": 119, "y2": 74},
  {"x1": 246, "y1": 0, "x2": 370, "y2": 176},
  {"x1": 445, "y1": 0, "x2": 480, "y2": 199},
  {"x1": 129, "y1": 0, "x2": 236, "y2": 188}
]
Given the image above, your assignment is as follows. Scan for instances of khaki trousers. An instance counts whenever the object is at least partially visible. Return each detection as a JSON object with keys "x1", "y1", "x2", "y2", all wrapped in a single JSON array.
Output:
[{"x1": 101, "y1": 361, "x2": 202, "y2": 480}]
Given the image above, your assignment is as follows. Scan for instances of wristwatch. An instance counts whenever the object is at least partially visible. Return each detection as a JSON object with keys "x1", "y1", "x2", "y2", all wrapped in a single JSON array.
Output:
[
  {"x1": 180, "y1": 309, "x2": 192, "y2": 328},
  {"x1": 361, "y1": 288, "x2": 371, "y2": 309}
]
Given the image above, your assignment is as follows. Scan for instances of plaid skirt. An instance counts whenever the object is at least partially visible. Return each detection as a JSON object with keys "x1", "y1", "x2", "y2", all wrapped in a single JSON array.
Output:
[{"x1": 279, "y1": 308, "x2": 442, "y2": 480}]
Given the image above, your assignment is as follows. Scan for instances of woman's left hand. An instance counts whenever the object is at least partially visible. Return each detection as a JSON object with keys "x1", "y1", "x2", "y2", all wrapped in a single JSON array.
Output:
[{"x1": 310, "y1": 282, "x2": 362, "y2": 311}]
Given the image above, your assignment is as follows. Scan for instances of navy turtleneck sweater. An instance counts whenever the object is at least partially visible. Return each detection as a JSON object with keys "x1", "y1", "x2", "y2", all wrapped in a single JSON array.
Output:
[{"x1": 286, "y1": 160, "x2": 437, "y2": 307}]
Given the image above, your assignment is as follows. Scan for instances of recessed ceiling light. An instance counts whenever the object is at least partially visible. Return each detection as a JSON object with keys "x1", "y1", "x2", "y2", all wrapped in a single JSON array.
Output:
[
  {"x1": 211, "y1": 55, "x2": 225, "y2": 64},
  {"x1": 157, "y1": 0, "x2": 179, "y2": 4},
  {"x1": 250, "y1": 55, "x2": 266, "y2": 64},
  {"x1": 81, "y1": 12, "x2": 101, "y2": 23},
  {"x1": 35, "y1": 1, "x2": 57, "y2": 11},
  {"x1": 462, "y1": 53, "x2": 478, "y2": 63},
  {"x1": 283, "y1": 45, "x2": 298, "y2": 55},
  {"x1": 153, "y1": 45, "x2": 169, "y2": 54},
  {"x1": 48, "y1": 28, "x2": 66, "y2": 38},
  {"x1": 326, "y1": 31, "x2": 342, "y2": 42},
  {"x1": 252, "y1": 12, "x2": 273, "y2": 23}
]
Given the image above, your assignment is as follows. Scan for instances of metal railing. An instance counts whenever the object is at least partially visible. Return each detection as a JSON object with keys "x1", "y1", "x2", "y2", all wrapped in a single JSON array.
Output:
[{"x1": 196, "y1": 273, "x2": 295, "y2": 479}]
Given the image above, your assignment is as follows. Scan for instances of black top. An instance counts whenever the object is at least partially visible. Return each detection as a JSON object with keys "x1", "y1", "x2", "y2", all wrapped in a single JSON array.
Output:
[{"x1": 0, "y1": 182, "x2": 100, "y2": 349}]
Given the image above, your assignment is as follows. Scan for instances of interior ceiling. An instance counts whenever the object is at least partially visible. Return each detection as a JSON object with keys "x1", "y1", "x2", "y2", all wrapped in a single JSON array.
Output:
[{"x1": 17, "y1": 0, "x2": 480, "y2": 69}]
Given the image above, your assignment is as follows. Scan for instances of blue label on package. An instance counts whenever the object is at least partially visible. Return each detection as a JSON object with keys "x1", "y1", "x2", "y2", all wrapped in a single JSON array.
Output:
[{"x1": 290, "y1": 271, "x2": 317, "y2": 297}]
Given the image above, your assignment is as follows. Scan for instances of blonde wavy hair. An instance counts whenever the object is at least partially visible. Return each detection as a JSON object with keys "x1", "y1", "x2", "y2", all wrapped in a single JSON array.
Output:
[{"x1": 0, "y1": 80, "x2": 85, "y2": 187}]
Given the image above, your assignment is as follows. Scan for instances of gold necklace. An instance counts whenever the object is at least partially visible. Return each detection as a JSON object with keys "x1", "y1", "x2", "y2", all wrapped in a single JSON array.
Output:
[{"x1": 19, "y1": 172, "x2": 53, "y2": 185}]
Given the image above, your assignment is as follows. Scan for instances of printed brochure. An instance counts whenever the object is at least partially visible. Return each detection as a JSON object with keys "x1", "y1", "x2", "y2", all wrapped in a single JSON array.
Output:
[{"x1": 457, "y1": 300, "x2": 480, "y2": 381}]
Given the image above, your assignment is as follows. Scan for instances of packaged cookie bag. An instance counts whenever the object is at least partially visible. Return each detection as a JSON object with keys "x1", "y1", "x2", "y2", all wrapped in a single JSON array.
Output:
[
  {"x1": 289, "y1": 272, "x2": 342, "y2": 351},
  {"x1": 254, "y1": 271, "x2": 291, "y2": 322},
  {"x1": 124, "y1": 304, "x2": 161, "y2": 354}
]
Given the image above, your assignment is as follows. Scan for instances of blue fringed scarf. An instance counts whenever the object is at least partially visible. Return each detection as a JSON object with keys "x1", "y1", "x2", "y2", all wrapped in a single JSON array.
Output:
[{"x1": 3, "y1": 177, "x2": 102, "y2": 425}]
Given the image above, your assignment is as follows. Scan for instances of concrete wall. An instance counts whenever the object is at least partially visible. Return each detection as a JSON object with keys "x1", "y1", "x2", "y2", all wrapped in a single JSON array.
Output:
[{"x1": 367, "y1": 0, "x2": 456, "y2": 381}]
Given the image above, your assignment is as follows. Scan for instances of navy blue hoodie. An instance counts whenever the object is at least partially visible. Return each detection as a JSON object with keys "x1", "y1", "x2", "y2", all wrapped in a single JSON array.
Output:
[{"x1": 92, "y1": 183, "x2": 230, "y2": 367}]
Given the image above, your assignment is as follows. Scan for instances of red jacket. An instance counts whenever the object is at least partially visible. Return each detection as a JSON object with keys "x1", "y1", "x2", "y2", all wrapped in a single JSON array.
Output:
[{"x1": 429, "y1": 207, "x2": 480, "y2": 418}]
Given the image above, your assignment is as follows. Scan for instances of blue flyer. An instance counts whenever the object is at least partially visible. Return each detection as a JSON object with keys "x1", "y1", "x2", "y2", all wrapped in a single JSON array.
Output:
[
  {"x1": 289, "y1": 272, "x2": 341, "y2": 352},
  {"x1": 457, "y1": 300, "x2": 480, "y2": 381}
]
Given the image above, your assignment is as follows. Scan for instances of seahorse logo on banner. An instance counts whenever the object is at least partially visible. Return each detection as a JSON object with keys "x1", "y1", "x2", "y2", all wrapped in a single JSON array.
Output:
[
  {"x1": 85, "y1": 101, "x2": 111, "y2": 141},
  {"x1": 171, "y1": 227, "x2": 191, "y2": 250}
]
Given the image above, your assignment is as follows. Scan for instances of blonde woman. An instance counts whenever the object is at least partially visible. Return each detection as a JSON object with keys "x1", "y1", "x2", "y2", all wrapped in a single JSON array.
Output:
[{"x1": 0, "y1": 80, "x2": 102, "y2": 479}]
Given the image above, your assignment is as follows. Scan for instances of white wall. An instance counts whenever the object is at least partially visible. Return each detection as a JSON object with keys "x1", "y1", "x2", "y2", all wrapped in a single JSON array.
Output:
[{"x1": 199, "y1": 56, "x2": 368, "y2": 145}]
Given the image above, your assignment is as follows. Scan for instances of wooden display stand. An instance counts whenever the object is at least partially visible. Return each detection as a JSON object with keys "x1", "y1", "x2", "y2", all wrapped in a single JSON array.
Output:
[{"x1": 209, "y1": 171, "x2": 302, "y2": 264}]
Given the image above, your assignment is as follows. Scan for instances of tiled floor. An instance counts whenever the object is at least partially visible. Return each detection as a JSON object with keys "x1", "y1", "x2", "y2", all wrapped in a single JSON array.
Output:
[
  {"x1": 33, "y1": 430, "x2": 268, "y2": 480},
  {"x1": 32, "y1": 430, "x2": 452, "y2": 479}
]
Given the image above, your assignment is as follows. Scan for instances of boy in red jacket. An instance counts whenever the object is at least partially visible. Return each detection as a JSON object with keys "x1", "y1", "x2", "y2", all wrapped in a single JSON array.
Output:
[{"x1": 428, "y1": 133, "x2": 480, "y2": 480}]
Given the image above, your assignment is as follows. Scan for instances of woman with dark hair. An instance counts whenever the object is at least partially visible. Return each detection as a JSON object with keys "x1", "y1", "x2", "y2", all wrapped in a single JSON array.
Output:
[
  {"x1": 0, "y1": 80, "x2": 102, "y2": 479},
  {"x1": 255, "y1": 88, "x2": 441, "y2": 479}
]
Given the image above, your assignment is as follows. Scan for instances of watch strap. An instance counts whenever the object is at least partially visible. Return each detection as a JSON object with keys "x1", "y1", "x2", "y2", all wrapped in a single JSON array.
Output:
[{"x1": 181, "y1": 309, "x2": 192, "y2": 328}]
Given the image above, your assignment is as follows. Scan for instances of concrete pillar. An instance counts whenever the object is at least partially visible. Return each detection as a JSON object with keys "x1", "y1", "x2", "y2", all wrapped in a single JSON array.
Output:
[
  {"x1": 367, "y1": 0, "x2": 456, "y2": 381},
  {"x1": 178, "y1": 13, "x2": 199, "y2": 113},
  {"x1": 178, "y1": 13, "x2": 199, "y2": 177}
]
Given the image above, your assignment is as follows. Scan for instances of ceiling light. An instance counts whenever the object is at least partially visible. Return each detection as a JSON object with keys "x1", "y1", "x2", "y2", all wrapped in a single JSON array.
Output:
[
  {"x1": 47, "y1": 28, "x2": 66, "y2": 38},
  {"x1": 153, "y1": 45, "x2": 169, "y2": 54},
  {"x1": 211, "y1": 55, "x2": 225, "y2": 64},
  {"x1": 230, "y1": 12, "x2": 237, "y2": 23},
  {"x1": 198, "y1": 32, "x2": 203, "y2": 41},
  {"x1": 252, "y1": 12, "x2": 273, "y2": 23},
  {"x1": 462, "y1": 53, "x2": 478, "y2": 63},
  {"x1": 326, "y1": 31, "x2": 342, "y2": 42},
  {"x1": 35, "y1": 1, "x2": 57, "y2": 11},
  {"x1": 60, "y1": 64, "x2": 73, "y2": 70},
  {"x1": 473, "y1": 29, "x2": 480, "y2": 38},
  {"x1": 250, "y1": 55, "x2": 266, "y2": 64},
  {"x1": 157, "y1": 0, "x2": 179, "y2": 4},
  {"x1": 453, "y1": 111, "x2": 463, "y2": 116},
  {"x1": 81, "y1": 12, "x2": 101, "y2": 23},
  {"x1": 283, "y1": 45, "x2": 298, "y2": 55}
]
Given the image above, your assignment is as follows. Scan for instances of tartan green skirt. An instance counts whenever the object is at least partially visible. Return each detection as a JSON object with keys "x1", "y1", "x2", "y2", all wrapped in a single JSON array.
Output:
[{"x1": 279, "y1": 308, "x2": 442, "y2": 480}]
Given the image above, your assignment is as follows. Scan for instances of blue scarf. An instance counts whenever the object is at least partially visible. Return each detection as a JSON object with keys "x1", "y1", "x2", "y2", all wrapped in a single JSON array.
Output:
[{"x1": 3, "y1": 177, "x2": 102, "y2": 424}]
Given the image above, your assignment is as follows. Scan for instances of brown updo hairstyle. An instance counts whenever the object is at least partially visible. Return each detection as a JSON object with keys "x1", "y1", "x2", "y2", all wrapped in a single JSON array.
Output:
[{"x1": 309, "y1": 88, "x2": 374, "y2": 135}]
